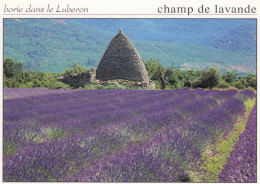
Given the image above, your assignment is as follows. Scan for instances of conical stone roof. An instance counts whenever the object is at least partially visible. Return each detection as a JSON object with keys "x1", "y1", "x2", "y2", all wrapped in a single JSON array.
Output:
[{"x1": 96, "y1": 29, "x2": 149, "y2": 82}]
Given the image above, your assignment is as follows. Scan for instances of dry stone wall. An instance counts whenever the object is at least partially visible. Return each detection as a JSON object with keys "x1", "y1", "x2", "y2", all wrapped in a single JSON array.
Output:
[
  {"x1": 57, "y1": 69, "x2": 96, "y2": 88},
  {"x1": 58, "y1": 68, "x2": 155, "y2": 89},
  {"x1": 95, "y1": 79, "x2": 155, "y2": 89},
  {"x1": 96, "y1": 30, "x2": 149, "y2": 82}
]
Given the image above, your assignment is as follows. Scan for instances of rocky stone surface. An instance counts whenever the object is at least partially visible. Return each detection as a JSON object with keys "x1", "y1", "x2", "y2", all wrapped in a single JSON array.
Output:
[
  {"x1": 95, "y1": 79, "x2": 155, "y2": 89},
  {"x1": 96, "y1": 29, "x2": 149, "y2": 82},
  {"x1": 57, "y1": 69, "x2": 96, "y2": 88},
  {"x1": 58, "y1": 68, "x2": 155, "y2": 89}
]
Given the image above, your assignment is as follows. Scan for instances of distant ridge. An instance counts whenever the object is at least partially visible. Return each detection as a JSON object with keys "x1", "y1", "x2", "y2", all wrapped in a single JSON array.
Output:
[
  {"x1": 3, "y1": 19, "x2": 256, "y2": 74},
  {"x1": 208, "y1": 23, "x2": 256, "y2": 52}
]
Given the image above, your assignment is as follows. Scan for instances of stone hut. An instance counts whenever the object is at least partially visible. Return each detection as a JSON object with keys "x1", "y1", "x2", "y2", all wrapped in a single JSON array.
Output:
[{"x1": 96, "y1": 29, "x2": 149, "y2": 82}]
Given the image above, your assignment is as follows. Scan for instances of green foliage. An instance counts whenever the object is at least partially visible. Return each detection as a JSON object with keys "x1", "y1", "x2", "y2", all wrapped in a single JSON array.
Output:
[
  {"x1": 245, "y1": 99, "x2": 256, "y2": 113},
  {"x1": 3, "y1": 57, "x2": 256, "y2": 91},
  {"x1": 144, "y1": 59, "x2": 186, "y2": 90},
  {"x1": 244, "y1": 74, "x2": 257, "y2": 89},
  {"x1": 4, "y1": 77, "x2": 20, "y2": 88},
  {"x1": 184, "y1": 70, "x2": 202, "y2": 88},
  {"x1": 60, "y1": 62, "x2": 87, "y2": 76},
  {"x1": 200, "y1": 68, "x2": 221, "y2": 90},
  {"x1": 42, "y1": 128, "x2": 66, "y2": 140},
  {"x1": 25, "y1": 132, "x2": 44, "y2": 143},
  {"x1": 144, "y1": 59, "x2": 255, "y2": 91},
  {"x1": 3, "y1": 141, "x2": 18, "y2": 155},
  {"x1": 144, "y1": 58, "x2": 165, "y2": 81},
  {"x1": 4, "y1": 58, "x2": 59, "y2": 89},
  {"x1": 42, "y1": 74, "x2": 56, "y2": 88},
  {"x1": 50, "y1": 82, "x2": 70, "y2": 89},
  {"x1": 248, "y1": 77, "x2": 256, "y2": 89},
  {"x1": 25, "y1": 82, "x2": 34, "y2": 88},
  {"x1": 154, "y1": 80, "x2": 162, "y2": 89},
  {"x1": 232, "y1": 81, "x2": 245, "y2": 90},
  {"x1": 234, "y1": 74, "x2": 256, "y2": 90},
  {"x1": 222, "y1": 71, "x2": 237, "y2": 84},
  {"x1": 33, "y1": 79, "x2": 42, "y2": 87},
  {"x1": 217, "y1": 81, "x2": 230, "y2": 89},
  {"x1": 4, "y1": 58, "x2": 24, "y2": 79},
  {"x1": 22, "y1": 70, "x2": 56, "y2": 88},
  {"x1": 168, "y1": 69, "x2": 185, "y2": 89}
]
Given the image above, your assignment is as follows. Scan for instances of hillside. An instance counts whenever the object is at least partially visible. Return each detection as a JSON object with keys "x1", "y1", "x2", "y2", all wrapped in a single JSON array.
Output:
[
  {"x1": 208, "y1": 22, "x2": 256, "y2": 52},
  {"x1": 3, "y1": 19, "x2": 256, "y2": 74},
  {"x1": 69, "y1": 19, "x2": 255, "y2": 46}
]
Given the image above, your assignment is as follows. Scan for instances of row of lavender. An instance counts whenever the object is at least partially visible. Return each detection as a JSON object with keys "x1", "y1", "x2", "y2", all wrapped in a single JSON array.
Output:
[
  {"x1": 218, "y1": 103, "x2": 257, "y2": 183},
  {"x1": 4, "y1": 89, "x2": 215, "y2": 181},
  {"x1": 3, "y1": 89, "x2": 213, "y2": 144},
  {"x1": 77, "y1": 90, "x2": 248, "y2": 182},
  {"x1": 3, "y1": 88, "x2": 255, "y2": 182}
]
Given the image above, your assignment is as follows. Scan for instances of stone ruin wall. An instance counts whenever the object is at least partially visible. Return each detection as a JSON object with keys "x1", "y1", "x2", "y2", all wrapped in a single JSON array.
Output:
[
  {"x1": 57, "y1": 68, "x2": 155, "y2": 89},
  {"x1": 57, "y1": 69, "x2": 96, "y2": 88}
]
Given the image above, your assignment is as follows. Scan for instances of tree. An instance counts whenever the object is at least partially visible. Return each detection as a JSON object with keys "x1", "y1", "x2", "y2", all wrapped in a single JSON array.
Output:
[
  {"x1": 184, "y1": 70, "x2": 202, "y2": 88},
  {"x1": 4, "y1": 58, "x2": 24, "y2": 79},
  {"x1": 72, "y1": 62, "x2": 87, "y2": 74},
  {"x1": 222, "y1": 71, "x2": 237, "y2": 84},
  {"x1": 32, "y1": 79, "x2": 42, "y2": 87},
  {"x1": 217, "y1": 81, "x2": 230, "y2": 88},
  {"x1": 248, "y1": 77, "x2": 256, "y2": 89},
  {"x1": 144, "y1": 58, "x2": 165, "y2": 81},
  {"x1": 159, "y1": 70, "x2": 172, "y2": 90},
  {"x1": 200, "y1": 67, "x2": 221, "y2": 90},
  {"x1": 237, "y1": 76, "x2": 248, "y2": 88},
  {"x1": 245, "y1": 74, "x2": 256, "y2": 89},
  {"x1": 167, "y1": 69, "x2": 185, "y2": 89},
  {"x1": 42, "y1": 74, "x2": 55, "y2": 88},
  {"x1": 61, "y1": 62, "x2": 87, "y2": 76},
  {"x1": 232, "y1": 80, "x2": 245, "y2": 90}
]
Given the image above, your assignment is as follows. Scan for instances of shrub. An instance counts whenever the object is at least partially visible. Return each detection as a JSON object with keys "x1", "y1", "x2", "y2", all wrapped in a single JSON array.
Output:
[
  {"x1": 231, "y1": 81, "x2": 245, "y2": 90},
  {"x1": 26, "y1": 82, "x2": 34, "y2": 88},
  {"x1": 4, "y1": 78, "x2": 20, "y2": 88},
  {"x1": 51, "y1": 82, "x2": 70, "y2": 89},
  {"x1": 200, "y1": 68, "x2": 221, "y2": 90},
  {"x1": 4, "y1": 58, "x2": 24, "y2": 79},
  {"x1": 33, "y1": 79, "x2": 43, "y2": 88},
  {"x1": 217, "y1": 81, "x2": 230, "y2": 89},
  {"x1": 248, "y1": 77, "x2": 256, "y2": 89},
  {"x1": 61, "y1": 62, "x2": 87, "y2": 76}
]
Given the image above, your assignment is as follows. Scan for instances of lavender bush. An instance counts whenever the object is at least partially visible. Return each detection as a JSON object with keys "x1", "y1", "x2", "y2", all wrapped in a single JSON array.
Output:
[
  {"x1": 3, "y1": 88, "x2": 254, "y2": 182},
  {"x1": 218, "y1": 104, "x2": 257, "y2": 183}
]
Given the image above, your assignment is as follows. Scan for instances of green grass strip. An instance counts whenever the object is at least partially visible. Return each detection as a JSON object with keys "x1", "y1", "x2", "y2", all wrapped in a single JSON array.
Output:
[
  {"x1": 191, "y1": 98, "x2": 256, "y2": 182},
  {"x1": 3, "y1": 141, "x2": 19, "y2": 155}
]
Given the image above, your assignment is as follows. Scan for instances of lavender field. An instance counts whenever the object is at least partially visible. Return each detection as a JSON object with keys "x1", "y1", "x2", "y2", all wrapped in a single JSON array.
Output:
[
  {"x1": 3, "y1": 88, "x2": 256, "y2": 182},
  {"x1": 218, "y1": 103, "x2": 257, "y2": 182}
]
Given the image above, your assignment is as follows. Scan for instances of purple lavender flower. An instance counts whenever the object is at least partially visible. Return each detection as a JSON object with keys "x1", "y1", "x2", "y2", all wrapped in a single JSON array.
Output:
[
  {"x1": 218, "y1": 104, "x2": 256, "y2": 182},
  {"x1": 3, "y1": 88, "x2": 253, "y2": 182}
]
